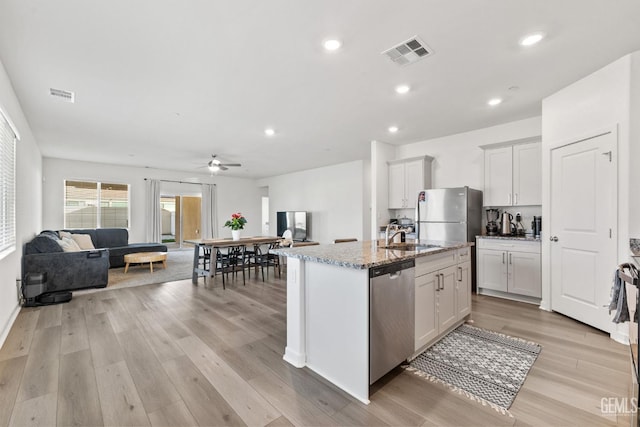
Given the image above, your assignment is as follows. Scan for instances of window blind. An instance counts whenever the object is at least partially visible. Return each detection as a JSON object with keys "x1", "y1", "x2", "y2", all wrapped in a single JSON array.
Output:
[{"x1": 0, "y1": 112, "x2": 16, "y2": 254}]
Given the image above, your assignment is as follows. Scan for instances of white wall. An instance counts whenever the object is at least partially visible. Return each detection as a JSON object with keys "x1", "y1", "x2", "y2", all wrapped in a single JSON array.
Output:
[
  {"x1": 0, "y1": 60, "x2": 42, "y2": 346},
  {"x1": 370, "y1": 140, "x2": 396, "y2": 239},
  {"x1": 42, "y1": 158, "x2": 263, "y2": 241},
  {"x1": 396, "y1": 116, "x2": 542, "y2": 191},
  {"x1": 630, "y1": 54, "x2": 640, "y2": 237},
  {"x1": 541, "y1": 52, "x2": 638, "y2": 323},
  {"x1": 258, "y1": 160, "x2": 366, "y2": 244}
]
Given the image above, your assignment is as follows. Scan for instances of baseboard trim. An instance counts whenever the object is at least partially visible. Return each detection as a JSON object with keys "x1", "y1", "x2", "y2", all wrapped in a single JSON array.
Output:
[
  {"x1": 0, "y1": 303, "x2": 20, "y2": 349},
  {"x1": 283, "y1": 347, "x2": 305, "y2": 368},
  {"x1": 610, "y1": 329, "x2": 629, "y2": 345},
  {"x1": 478, "y1": 288, "x2": 542, "y2": 305}
]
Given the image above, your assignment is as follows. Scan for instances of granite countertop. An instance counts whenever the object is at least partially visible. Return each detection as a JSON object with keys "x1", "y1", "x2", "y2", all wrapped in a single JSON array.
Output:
[
  {"x1": 271, "y1": 240, "x2": 472, "y2": 270},
  {"x1": 476, "y1": 235, "x2": 541, "y2": 242}
]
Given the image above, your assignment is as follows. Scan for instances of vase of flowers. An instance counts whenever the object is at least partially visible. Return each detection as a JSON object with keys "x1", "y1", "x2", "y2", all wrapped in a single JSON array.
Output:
[{"x1": 224, "y1": 212, "x2": 246, "y2": 240}]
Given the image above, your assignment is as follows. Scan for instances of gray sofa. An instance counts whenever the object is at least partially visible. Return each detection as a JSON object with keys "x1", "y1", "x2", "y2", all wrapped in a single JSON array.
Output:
[
  {"x1": 21, "y1": 228, "x2": 167, "y2": 306},
  {"x1": 60, "y1": 228, "x2": 167, "y2": 268}
]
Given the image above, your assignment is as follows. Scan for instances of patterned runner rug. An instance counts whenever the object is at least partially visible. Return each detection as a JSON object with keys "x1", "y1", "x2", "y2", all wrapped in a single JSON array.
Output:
[{"x1": 406, "y1": 324, "x2": 541, "y2": 414}]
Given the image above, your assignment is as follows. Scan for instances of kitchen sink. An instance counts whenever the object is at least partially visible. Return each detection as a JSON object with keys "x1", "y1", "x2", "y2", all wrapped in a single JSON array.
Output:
[{"x1": 378, "y1": 242, "x2": 440, "y2": 251}]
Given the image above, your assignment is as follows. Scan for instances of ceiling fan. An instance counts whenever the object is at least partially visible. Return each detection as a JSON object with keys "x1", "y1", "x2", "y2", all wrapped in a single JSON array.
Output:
[{"x1": 206, "y1": 154, "x2": 241, "y2": 172}]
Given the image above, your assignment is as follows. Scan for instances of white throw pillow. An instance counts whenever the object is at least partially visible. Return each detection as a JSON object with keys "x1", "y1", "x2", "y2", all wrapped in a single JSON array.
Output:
[
  {"x1": 71, "y1": 233, "x2": 95, "y2": 250},
  {"x1": 57, "y1": 236, "x2": 81, "y2": 252},
  {"x1": 59, "y1": 231, "x2": 72, "y2": 239}
]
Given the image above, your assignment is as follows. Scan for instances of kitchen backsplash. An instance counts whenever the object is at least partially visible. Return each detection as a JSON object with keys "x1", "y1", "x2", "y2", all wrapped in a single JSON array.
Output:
[
  {"x1": 392, "y1": 205, "x2": 542, "y2": 235},
  {"x1": 482, "y1": 205, "x2": 542, "y2": 235}
]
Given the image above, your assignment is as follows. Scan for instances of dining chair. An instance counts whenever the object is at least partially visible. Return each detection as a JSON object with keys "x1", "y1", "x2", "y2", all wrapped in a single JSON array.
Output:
[
  {"x1": 263, "y1": 241, "x2": 282, "y2": 277},
  {"x1": 223, "y1": 245, "x2": 247, "y2": 286},
  {"x1": 245, "y1": 243, "x2": 265, "y2": 282}
]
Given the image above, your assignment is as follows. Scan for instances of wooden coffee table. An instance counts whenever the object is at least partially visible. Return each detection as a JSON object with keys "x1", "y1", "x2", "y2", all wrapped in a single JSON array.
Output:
[{"x1": 124, "y1": 252, "x2": 168, "y2": 273}]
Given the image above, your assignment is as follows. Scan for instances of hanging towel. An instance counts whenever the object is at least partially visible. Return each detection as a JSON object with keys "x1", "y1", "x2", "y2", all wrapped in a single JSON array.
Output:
[{"x1": 609, "y1": 269, "x2": 630, "y2": 323}]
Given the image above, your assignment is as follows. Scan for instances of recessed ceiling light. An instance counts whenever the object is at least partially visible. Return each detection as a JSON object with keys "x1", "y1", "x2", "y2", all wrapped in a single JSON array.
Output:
[
  {"x1": 323, "y1": 39, "x2": 342, "y2": 51},
  {"x1": 520, "y1": 33, "x2": 544, "y2": 47},
  {"x1": 487, "y1": 98, "x2": 502, "y2": 106},
  {"x1": 395, "y1": 85, "x2": 410, "y2": 94},
  {"x1": 264, "y1": 128, "x2": 275, "y2": 137},
  {"x1": 388, "y1": 126, "x2": 399, "y2": 133}
]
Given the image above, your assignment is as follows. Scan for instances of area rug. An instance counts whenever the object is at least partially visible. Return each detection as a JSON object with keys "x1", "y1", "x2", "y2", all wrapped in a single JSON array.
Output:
[
  {"x1": 405, "y1": 324, "x2": 541, "y2": 415},
  {"x1": 105, "y1": 249, "x2": 194, "y2": 289}
]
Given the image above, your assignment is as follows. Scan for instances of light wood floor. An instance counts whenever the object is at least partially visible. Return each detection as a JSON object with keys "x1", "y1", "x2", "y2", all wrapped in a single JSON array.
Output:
[{"x1": 0, "y1": 271, "x2": 633, "y2": 426}]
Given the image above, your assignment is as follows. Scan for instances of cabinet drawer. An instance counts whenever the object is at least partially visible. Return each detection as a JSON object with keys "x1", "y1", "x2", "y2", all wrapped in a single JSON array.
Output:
[
  {"x1": 477, "y1": 238, "x2": 540, "y2": 254},
  {"x1": 415, "y1": 250, "x2": 457, "y2": 277},
  {"x1": 457, "y1": 247, "x2": 471, "y2": 263}
]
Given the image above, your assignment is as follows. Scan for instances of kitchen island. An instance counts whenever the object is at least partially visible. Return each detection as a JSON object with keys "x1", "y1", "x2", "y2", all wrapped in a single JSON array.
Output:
[{"x1": 271, "y1": 239, "x2": 473, "y2": 403}]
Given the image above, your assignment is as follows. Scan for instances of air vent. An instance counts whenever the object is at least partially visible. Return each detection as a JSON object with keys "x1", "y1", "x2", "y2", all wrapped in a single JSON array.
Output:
[
  {"x1": 50, "y1": 88, "x2": 75, "y2": 103},
  {"x1": 382, "y1": 36, "x2": 433, "y2": 66}
]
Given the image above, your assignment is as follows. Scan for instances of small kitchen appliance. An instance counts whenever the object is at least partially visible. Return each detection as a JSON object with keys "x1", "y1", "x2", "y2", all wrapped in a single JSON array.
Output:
[
  {"x1": 501, "y1": 211, "x2": 515, "y2": 236},
  {"x1": 515, "y1": 212, "x2": 525, "y2": 236},
  {"x1": 532, "y1": 216, "x2": 542, "y2": 238},
  {"x1": 485, "y1": 208, "x2": 500, "y2": 236}
]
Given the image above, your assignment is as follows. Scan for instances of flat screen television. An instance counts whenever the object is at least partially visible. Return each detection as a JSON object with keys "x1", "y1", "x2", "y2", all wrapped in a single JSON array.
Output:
[{"x1": 277, "y1": 211, "x2": 308, "y2": 241}]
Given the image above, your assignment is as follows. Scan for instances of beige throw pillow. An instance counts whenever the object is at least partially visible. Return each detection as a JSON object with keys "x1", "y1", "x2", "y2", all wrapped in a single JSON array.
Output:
[
  {"x1": 71, "y1": 233, "x2": 95, "y2": 250},
  {"x1": 59, "y1": 231, "x2": 72, "y2": 239},
  {"x1": 57, "y1": 236, "x2": 81, "y2": 252}
]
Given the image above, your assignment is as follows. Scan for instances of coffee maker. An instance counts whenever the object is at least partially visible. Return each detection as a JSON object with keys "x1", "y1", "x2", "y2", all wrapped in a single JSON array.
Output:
[{"x1": 485, "y1": 209, "x2": 499, "y2": 236}]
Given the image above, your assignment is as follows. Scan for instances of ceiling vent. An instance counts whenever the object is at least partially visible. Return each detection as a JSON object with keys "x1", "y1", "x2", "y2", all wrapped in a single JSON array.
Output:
[
  {"x1": 50, "y1": 88, "x2": 75, "y2": 103},
  {"x1": 382, "y1": 36, "x2": 433, "y2": 66}
]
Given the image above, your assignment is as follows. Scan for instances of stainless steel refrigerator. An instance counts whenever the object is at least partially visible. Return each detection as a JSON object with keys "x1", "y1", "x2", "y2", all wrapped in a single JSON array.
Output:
[{"x1": 416, "y1": 187, "x2": 483, "y2": 289}]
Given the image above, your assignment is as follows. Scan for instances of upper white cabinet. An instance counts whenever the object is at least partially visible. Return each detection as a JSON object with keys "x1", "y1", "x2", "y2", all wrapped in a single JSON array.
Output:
[
  {"x1": 484, "y1": 141, "x2": 541, "y2": 206},
  {"x1": 388, "y1": 156, "x2": 433, "y2": 209}
]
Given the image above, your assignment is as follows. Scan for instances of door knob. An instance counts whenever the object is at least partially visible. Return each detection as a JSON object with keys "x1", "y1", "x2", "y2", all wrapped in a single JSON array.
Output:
[{"x1": 550, "y1": 236, "x2": 558, "y2": 242}]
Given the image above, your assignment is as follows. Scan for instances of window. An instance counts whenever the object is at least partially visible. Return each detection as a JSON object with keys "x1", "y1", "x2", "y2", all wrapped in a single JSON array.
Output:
[
  {"x1": 64, "y1": 180, "x2": 129, "y2": 228},
  {"x1": 0, "y1": 110, "x2": 16, "y2": 256}
]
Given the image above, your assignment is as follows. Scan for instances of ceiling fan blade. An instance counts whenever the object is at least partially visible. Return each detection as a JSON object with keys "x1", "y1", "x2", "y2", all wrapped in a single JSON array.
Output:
[
  {"x1": 219, "y1": 165, "x2": 229, "y2": 171},
  {"x1": 219, "y1": 163, "x2": 241, "y2": 167}
]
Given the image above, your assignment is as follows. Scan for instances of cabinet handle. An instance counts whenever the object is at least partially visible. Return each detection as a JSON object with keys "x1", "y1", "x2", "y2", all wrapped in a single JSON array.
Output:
[
  {"x1": 509, "y1": 253, "x2": 512, "y2": 264},
  {"x1": 514, "y1": 193, "x2": 518, "y2": 205},
  {"x1": 458, "y1": 266, "x2": 462, "y2": 281},
  {"x1": 435, "y1": 274, "x2": 440, "y2": 291},
  {"x1": 502, "y1": 252, "x2": 505, "y2": 264},
  {"x1": 440, "y1": 273, "x2": 444, "y2": 290}
]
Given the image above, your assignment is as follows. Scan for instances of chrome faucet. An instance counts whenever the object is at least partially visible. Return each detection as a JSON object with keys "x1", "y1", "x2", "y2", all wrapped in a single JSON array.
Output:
[{"x1": 385, "y1": 224, "x2": 405, "y2": 246}]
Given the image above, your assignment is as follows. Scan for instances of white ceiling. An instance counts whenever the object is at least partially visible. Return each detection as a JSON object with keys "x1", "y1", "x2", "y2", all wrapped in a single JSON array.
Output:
[{"x1": 1, "y1": 1, "x2": 639, "y2": 178}]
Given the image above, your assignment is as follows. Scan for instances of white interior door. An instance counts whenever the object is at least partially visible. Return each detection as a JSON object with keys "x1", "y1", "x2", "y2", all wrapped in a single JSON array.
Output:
[{"x1": 550, "y1": 132, "x2": 617, "y2": 333}]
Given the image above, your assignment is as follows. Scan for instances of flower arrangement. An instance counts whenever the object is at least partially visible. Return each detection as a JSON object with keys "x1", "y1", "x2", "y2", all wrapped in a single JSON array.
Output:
[{"x1": 224, "y1": 212, "x2": 247, "y2": 230}]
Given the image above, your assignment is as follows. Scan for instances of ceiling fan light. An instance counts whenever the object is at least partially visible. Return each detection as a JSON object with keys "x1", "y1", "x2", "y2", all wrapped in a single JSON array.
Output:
[{"x1": 208, "y1": 164, "x2": 220, "y2": 172}]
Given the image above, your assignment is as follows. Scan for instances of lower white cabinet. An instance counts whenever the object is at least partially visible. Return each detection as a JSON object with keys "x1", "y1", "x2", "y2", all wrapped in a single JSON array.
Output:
[
  {"x1": 415, "y1": 248, "x2": 471, "y2": 352},
  {"x1": 457, "y1": 260, "x2": 471, "y2": 318},
  {"x1": 476, "y1": 238, "x2": 541, "y2": 300}
]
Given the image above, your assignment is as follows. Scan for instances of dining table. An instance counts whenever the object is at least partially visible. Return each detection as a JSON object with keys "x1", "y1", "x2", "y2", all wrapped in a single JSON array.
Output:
[{"x1": 185, "y1": 236, "x2": 283, "y2": 284}]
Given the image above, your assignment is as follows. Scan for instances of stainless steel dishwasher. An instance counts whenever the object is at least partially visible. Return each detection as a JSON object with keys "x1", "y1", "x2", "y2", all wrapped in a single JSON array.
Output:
[{"x1": 369, "y1": 259, "x2": 415, "y2": 384}]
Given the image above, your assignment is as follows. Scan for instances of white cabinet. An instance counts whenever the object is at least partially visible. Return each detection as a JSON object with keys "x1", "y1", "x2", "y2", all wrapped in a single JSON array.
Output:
[
  {"x1": 484, "y1": 142, "x2": 541, "y2": 206},
  {"x1": 456, "y1": 254, "x2": 471, "y2": 319},
  {"x1": 388, "y1": 156, "x2": 433, "y2": 209},
  {"x1": 415, "y1": 248, "x2": 471, "y2": 352},
  {"x1": 476, "y1": 238, "x2": 541, "y2": 301}
]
